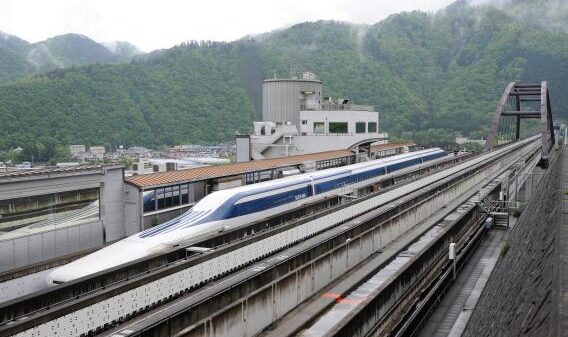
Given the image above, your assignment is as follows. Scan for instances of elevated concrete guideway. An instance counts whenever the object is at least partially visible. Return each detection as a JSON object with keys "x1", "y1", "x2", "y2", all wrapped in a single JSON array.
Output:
[
  {"x1": 0, "y1": 138, "x2": 539, "y2": 337},
  {"x1": 262, "y1": 137, "x2": 542, "y2": 337}
]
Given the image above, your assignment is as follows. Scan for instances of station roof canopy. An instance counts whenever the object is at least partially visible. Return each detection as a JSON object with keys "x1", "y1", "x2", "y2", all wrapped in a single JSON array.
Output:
[{"x1": 126, "y1": 142, "x2": 414, "y2": 190}]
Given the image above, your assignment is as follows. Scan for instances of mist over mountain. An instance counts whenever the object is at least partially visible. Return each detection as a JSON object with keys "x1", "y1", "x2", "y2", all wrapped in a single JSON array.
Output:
[
  {"x1": 0, "y1": 0, "x2": 566, "y2": 161},
  {"x1": 102, "y1": 41, "x2": 145, "y2": 59},
  {"x1": 0, "y1": 32, "x2": 144, "y2": 82},
  {"x1": 465, "y1": 0, "x2": 568, "y2": 33}
]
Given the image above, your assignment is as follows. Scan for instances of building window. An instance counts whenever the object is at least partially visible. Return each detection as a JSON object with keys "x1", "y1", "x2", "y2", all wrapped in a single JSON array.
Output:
[
  {"x1": 301, "y1": 120, "x2": 308, "y2": 125},
  {"x1": 181, "y1": 184, "x2": 189, "y2": 204},
  {"x1": 246, "y1": 172, "x2": 258, "y2": 184},
  {"x1": 356, "y1": 122, "x2": 366, "y2": 134},
  {"x1": 329, "y1": 122, "x2": 348, "y2": 134},
  {"x1": 313, "y1": 122, "x2": 325, "y2": 134},
  {"x1": 172, "y1": 185, "x2": 180, "y2": 205},
  {"x1": 368, "y1": 122, "x2": 378, "y2": 133},
  {"x1": 316, "y1": 157, "x2": 349, "y2": 170}
]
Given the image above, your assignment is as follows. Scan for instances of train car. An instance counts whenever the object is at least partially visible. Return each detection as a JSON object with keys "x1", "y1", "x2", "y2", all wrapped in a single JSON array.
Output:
[{"x1": 47, "y1": 148, "x2": 446, "y2": 285}]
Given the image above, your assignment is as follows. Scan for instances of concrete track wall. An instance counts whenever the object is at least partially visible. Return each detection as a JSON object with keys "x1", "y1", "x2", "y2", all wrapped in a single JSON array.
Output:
[{"x1": 462, "y1": 148, "x2": 562, "y2": 337}]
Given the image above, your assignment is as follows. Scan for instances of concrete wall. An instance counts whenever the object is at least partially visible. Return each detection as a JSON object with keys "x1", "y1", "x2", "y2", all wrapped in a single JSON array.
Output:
[
  {"x1": 123, "y1": 183, "x2": 143, "y2": 236},
  {"x1": 100, "y1": 167, "x2": 125, "y2": 241},
  {"x1": 236, "y1": 135, "x2": 251, "y2": 163}
]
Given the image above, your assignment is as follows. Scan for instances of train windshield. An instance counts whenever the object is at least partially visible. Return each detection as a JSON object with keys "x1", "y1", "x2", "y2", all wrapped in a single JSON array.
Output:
[{"x1": 138, "y1": 208, "x2": 213, "y2": 238}]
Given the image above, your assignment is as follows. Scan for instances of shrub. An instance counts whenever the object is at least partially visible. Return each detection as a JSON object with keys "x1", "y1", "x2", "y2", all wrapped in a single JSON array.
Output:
[{"x1": 500, "y1": 241, "x2": 510, "y2": 257}]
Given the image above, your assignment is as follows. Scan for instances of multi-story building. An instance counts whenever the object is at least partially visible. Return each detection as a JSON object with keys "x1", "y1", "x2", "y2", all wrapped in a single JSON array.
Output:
[
  {"x1": 69, "y1": 144, "x2": 86, "y2": 159},
  {"x1": 236, "y1": 72, "x2": 388, "y2": 162},
  {"x1": 88, "y1": 146, "x2": 106, "y2": 160}
]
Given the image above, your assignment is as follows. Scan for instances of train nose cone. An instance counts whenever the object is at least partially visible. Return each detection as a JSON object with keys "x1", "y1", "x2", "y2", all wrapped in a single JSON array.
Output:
[{"x1": 47, "y1": 240, "x2": 150, "y2": 284}]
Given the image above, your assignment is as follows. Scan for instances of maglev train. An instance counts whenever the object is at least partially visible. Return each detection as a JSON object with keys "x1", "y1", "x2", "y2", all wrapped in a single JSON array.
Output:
[{"x1": 47, "y1": 148, "x2": 446, "y2": 285}]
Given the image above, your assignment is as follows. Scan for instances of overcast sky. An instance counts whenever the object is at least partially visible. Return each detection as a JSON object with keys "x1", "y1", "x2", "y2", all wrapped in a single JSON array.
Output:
[{"x1": 1, "y1": 0, "x2": 458, "y2": 52}]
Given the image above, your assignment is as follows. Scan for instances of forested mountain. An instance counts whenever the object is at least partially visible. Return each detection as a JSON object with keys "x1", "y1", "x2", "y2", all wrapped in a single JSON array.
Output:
[
  {"x1": 0, "y1": 31, "x2": 29, "y2": 54},
  {"x1": 102, "y1": 41, "x2": 145, "y2": 59},
  {"x1": 0, "y1": 32, "x2": 143, "y2": 83},
  {"x1": 0, "y1": 0, "x2": 567, "y2": 161},
  {"x1": 0, "y1": 32, "x2": 33, "y2": 83},
  {"x1": 477, "y1": 0, "x2": 568, "y2": 33}
]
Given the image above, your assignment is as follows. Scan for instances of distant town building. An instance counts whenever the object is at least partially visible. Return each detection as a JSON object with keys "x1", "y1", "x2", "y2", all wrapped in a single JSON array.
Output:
[
  {"x1": 69, "y1": 145, "x2": 86, "y2": 158},
  {"x1": 455, "y1": 136, "x2": 486, "y2": 146},
  {"x1": 89, "y1": 146, "x2": 106, "y2": 160},
  {"x1": 15, "y1": 161, "x2": 32, "y2": 169},
  {"x1": 56, "y1": 162, "x2": 80, "y2": 168},
  {"x1": 236, "y1": 72, "x2": 388, "y2": 162},
  {"x1": 127, "y1": 146, "x2": 152, "y2": 157}
]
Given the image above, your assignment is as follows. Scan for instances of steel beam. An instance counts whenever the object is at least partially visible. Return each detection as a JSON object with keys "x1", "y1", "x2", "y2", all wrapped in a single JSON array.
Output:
[{"x1": 485, "y1": 82, "x2": 555, "y2": 168}]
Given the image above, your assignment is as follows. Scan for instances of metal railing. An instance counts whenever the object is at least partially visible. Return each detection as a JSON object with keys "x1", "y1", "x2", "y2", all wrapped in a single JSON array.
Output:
[{"x1": 300, "y1": 103, "x2": 375, "y2": 111}]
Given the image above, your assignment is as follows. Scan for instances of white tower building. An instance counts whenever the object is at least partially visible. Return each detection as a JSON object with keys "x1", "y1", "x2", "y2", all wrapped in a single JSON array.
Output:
[{"x1": 236, "y1": 72, "x2": 388, "y2": 162}]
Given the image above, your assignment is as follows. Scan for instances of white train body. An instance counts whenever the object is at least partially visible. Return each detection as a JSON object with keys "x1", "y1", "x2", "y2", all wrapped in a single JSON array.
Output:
[{"x1": 47, "y1": 148, "x2": 447, "y2": 285}]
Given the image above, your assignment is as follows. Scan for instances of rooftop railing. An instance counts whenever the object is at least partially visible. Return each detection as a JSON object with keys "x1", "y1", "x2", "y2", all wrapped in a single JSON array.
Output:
[{"x1": 301, "y1": 103, "x2": 375, "y2": 112}]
